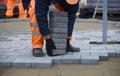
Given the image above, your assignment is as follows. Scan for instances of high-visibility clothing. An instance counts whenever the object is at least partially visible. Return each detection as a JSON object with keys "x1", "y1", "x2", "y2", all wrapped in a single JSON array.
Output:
[
  {"x1": 6, "y1": 0, "x2": 27, "y2": 19},
  {"x1": 35, "y1": 0, "x2": 79, "y2": 36},
  {"x1": 22, "y1": 0, "x2": 78, "y2": 48},
  {"x1": 29, "y1": 0, "x2": 44, "y2": 48}
]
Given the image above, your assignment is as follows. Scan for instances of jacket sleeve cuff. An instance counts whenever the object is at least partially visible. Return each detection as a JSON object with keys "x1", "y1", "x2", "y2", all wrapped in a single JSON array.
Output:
[
  {"x1": 40, "y1": 29, "x2": 50, "y2": 36},
  {"x1": 53, "y1": 3, "x2": 64, "y2": 11}
]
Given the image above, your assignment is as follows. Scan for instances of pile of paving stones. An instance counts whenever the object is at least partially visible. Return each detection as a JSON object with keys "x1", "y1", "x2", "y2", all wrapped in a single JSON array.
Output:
[{"x1": 49, "y1": 11, "x2": 68, "y2": 55}]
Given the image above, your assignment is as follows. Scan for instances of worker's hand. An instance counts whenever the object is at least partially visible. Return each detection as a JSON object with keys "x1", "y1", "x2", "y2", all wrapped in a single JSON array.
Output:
[
  {"x1": 46, "y1": 39, "x2": 56, "y2": 56},
  {"x1": 66, "y1": 0, "x2": 79, "y2": 5}
]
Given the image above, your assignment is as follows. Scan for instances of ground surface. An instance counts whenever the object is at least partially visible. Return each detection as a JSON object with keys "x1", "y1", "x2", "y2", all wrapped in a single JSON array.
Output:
[{"x1": 0, "y1": 18, "x2": 120, "y2": 76}]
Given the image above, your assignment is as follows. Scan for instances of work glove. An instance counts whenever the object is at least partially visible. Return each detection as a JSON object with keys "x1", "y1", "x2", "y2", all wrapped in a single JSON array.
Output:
[{"x1": 46, "y1": 39, "x2": 56, "y2": 56}]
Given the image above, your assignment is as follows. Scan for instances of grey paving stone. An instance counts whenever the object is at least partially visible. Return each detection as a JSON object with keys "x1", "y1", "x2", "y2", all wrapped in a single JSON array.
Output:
[
  {"x1": 80, "y1": 55, "x2": 99, "y2": 64},
  {"x1": 114, "y1": 45, "x2": 120, "y2": 51},
  {"x1": 0, "y1": 55, "x2": 9, "y2": 59},
  {"x1": 77, "y1": 40, "x2": 89, "y2": 44},
  {"x1": 14, "y1": 49, "x2": 31, "y2": 54},
  {"x1": 0, "y1": 37, "x2": 8, "y2": 41},
  {"x1": 52, "y1": 38, "x2": 66, "y2": 44},
  {"x1": 98, "y1": 51, "x2": 109, "y2": 61},
  {"x1": 90, "y1": 45, "x2": 106, "y2": 50},
  {"x1": 0, "y1": 42, "x2": 10, "y2": 48},
  {"x1": 32, "y1": 58, "x2": 53, "y2": 68},
  {"x1": 90, "y1": 50, "x2": 109, "y2": 61},
  {"x1": 50, "y1": 17, "x2": 68, "y2": 22},
  {"x1": 51, "y1": 28, "x2": 68, "y2": 33},
  {"x1": 106, "y1": 50, "x2": 116, "y2": 57},
  {"x1": 55, "y1": 44, "x2": 66, "y2": 49},
  {"x1": 76, "y1": 44, "x2": 90, "y2": 50},
  {"x1": 53, "y1": 49, "x2": 66, "y2": 55},
  {"x1": 116, "y1": 50, "x2": 120, "y2": 58},
  {"x1": 49, "y1": 11, "x2": 68, "y2": 17},
  {"x1": 12, "y1": 58, "x2": 33, "y2": 68},
  {"x1": 4, "y1": 48, "x2": 16, "y2": 52},
  {"x1": 52, "y1": 55, "x2": 63, "y2": 64},
  {"x1": 50, "y1": 22, "x2": 68, "y2": 28},
  {"x1": 0, "y1": 50, "x2": 5, "y2": 54},
  {"x1": 73, "y1": 50, "x2": 90, "y2": 56},
  {"x1": 75, "y1": 37, "x2": 90, "y2": 40},
  {"x1": 106, "y1": 45, "x2": 116, "y2": 50},
  {"x1": 8, "y1": 53, "x2": 33, "y2": 58},
  {"x1": 0, "y1": 58, "x2": 15, "y2": 68},
  {"x1": 50, "y1": 33, "x2": 67, "y2": 38},
  {"x1": 62, "y1": 53, "x2": 80, "y2": 64}
]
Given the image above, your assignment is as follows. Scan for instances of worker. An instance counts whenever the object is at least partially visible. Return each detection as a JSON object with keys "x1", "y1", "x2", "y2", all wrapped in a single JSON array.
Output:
[
  {"x1": 6, "y1": 0, "x2": 27, "y2": 19},
  {"x1": 22, "y1": 0, "x2": 80, "y2": 57}
]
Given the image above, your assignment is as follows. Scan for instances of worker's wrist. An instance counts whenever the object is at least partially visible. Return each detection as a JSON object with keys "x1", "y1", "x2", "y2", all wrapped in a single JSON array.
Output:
[{"x1": 45, "y1": 34, "x2": 51, "y2": 40}]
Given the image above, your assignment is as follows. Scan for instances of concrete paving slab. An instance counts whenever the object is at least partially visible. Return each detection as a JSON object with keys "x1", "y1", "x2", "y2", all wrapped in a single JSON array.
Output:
[
  {"x1": 0, "y1": 58, "x2": 15, "y2": 68},
  {"x1": 32, "y1": 58, "x2": 53, "y2": 68},
  {"x1": 106, "y1": 50, "x2": 116, "y2": 57},
  {"x1": 80, "y1": 55, "x2": 99, "y2": 64},
  {"x1": 50, "y1": 22, "x2": 68, "y2": 28},
  {"x1": 50, "y1": 28, "x2": 68, "y2": 33},
  {"x1": 12, "y1": 58, "x2": 33, "y2": 68},
  {"x1": 51, "y1": 55, "x2": 63, "y2": 64},
  {"x1": 50, "y1": 17, "x2": 68, "y2": 22},
  {"x1": 50, "y1": 33, "x2": 67, "y2": 38},
  {"x1": 55, "y1": 44, "x2": 66, "y2": 49},
  {"x1": 90, "y1": 45, "x2": 106, "y2": 50},
  {"x1": 98, "y1": 52, "x2": 109, "y2": 61},
  {"x1": 49, "y1": 11, "x2": 68, "y2": 17},
  {"x1": 52, "y1": 38, "x2": 66, "y2": 44},
  {"x1": 62, "y1": 53, "x2": 80, "y2": 64},
  {"x1": 116, "y1": 50, "x2": 120, "y2": 58},
  {"x1": 53, "y1": 49, "x2": 66, "y2": 55}
]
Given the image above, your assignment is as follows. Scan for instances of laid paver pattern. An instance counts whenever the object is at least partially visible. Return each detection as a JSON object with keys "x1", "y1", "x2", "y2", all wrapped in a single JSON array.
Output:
[{"x1": 0, "y1": 29, "x2": 120, "y2": 68}]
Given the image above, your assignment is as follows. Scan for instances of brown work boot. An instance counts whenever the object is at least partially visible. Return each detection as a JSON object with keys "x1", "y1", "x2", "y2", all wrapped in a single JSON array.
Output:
[
  {"x1": 32, "y1": 48, "x2": 44, "y2": 57},
  {"x1": 66, "y1": 38, "x2": 80, "y2": 52}
]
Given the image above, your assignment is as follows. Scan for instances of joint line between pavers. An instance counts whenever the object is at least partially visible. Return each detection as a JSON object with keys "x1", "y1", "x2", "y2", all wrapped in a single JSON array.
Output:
[{"x1": 56, "y1": 55, "x2": 64, "y2": 76}]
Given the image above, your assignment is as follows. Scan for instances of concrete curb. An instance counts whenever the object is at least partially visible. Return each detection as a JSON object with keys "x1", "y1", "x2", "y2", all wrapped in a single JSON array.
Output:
[
  {"x1": 76, "y1": 19, "x2": 120, "y2": 27},
  {"x1": 0, "y1": 18, "x2": 120, "y2": 27},
  {"x1": 0, "y1": 18, "x2": 29, "y2": 23},
  {"x1": 0, "y1": 18, "x2": 120, "y2": 26}
]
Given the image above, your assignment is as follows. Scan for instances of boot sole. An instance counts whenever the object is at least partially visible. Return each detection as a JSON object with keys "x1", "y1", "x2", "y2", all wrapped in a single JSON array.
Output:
[{"x1": 33, "y1": 53, "x2": 44, "y2": 57}]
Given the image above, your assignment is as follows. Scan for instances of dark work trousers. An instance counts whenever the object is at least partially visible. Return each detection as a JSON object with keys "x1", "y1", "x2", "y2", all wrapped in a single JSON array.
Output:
[{"x1": 35, "y1": 0, "x2": 79, "y2": 36}]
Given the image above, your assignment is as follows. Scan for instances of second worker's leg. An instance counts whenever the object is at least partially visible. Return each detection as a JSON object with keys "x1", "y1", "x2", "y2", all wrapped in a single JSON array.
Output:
[
  {"x1": 18, "y1": 0, "x2": 27, "y2": 19},
  {"x1": 29, "y1": 0, "x2": 44, "y2": 57},
  {"x1": 6, "y1": 0, "x2": 16, "y2": 17}
]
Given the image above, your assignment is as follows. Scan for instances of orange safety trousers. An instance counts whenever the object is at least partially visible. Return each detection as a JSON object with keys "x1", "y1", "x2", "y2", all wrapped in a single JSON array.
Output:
[
  {"x1": 6, "y1": 0, "x2": 27, "y2": 19},
  {"x1": 28, "y1": 0, "x2": 44, "y2": 48}
]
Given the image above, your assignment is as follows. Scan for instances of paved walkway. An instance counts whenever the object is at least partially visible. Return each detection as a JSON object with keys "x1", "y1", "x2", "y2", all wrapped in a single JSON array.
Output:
[{"x1": 0, "y1": 27, "x2": 120, "y2": 68}]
